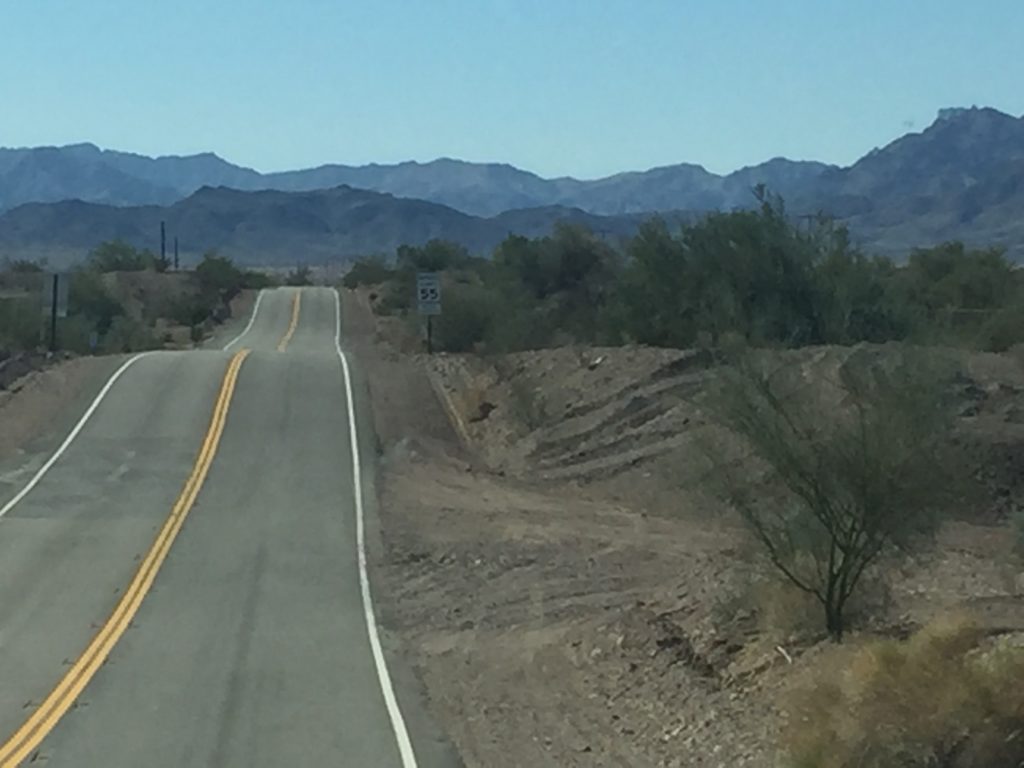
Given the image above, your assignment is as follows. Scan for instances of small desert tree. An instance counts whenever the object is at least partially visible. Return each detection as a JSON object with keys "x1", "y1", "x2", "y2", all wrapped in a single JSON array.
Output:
[{"x1": 708, "y1": 346, "x2": 960, "y2": 640}]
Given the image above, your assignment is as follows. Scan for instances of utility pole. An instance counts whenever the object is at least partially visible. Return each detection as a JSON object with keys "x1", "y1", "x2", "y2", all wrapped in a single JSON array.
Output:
[
  {"x1": 174, "y1": 236, "x2": 179, "y2": 270},
  {"x1": 41, "y1": 272, "x2": 68, "y2": 352},
  {"x1": 160, "y1": 221, "x2": 167, "y2": 265},
  {"x1": 48, "y1": 273, "x2": 59, "y2": 352}
]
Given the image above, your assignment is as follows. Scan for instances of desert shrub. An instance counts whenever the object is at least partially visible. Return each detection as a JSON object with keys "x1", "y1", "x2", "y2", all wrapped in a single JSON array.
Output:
[
  {"x1": 434, "y1": 282, "x2": 495, "y2": 353},
  {"x1": 617, "y1": 195, "x2": 824, "y2": 348},
  {"x1": 166, "y1": 293, "x2": 215, "y2": 328},
  {"x1": 88, "y1": 240, "x2": 157, "y2": 272},
  {"x1": 494, "y1": 223, "x2": 620, "y2": 342},
  {"x1": 0, "y1": 298, "x2": 42, "y2": 350},
  {"x1": 1012, "y1": 509, "x2": 1024, "y2": 561},
  {"x1": 69, "y1": 270, "x2": 125, "y2": 336},
  {"x1": 397, "y1": 240, "x2": 473, "y2": 272},
  {"x1": 1, "y1": 258, "x2": 44, "y2": 273},
  {"x1": 168, "y1": 265, "x2": 269, "y2": 329},
  {"x1": 901, "y1": 242, "x2": 1017, "y2": 316},
  {"x1": 707, "y1": 346, "x2": 962, "y2": 640},
  {"x1": 55, "y1": 315, "x2": 102, "y2": 354},
  {"x1": 362, "y1": 200, "x2": 1022, "y2": 354},
  {"x1": 373, "y1": 282, "x2": 411, "y2": 315},
  {"x1": 485, "y1": 299, "x2": 552, "y2": 352},
  {"x1": 343, "y1": 257, "x2": 395, "y2": 289},
  {"x1": 101, "y1": 315, "x2": 158, "y2": 353},
  {"x1": 241, "y1": 269, "x2": 275, "y2": 290},
  {"x1": 194, "y1": 252, "x2": 244, "y2": 301},
  {"x1": 976, "y1": 303, "x2": 1024, "y2": 352},
  {"x1": 783, "y1": 617, "x2": 1024, "y2": 768}
]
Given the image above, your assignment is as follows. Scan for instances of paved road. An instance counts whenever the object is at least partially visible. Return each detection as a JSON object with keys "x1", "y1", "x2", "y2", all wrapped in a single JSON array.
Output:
[{"x1": 0, "y1": 288, "x2": 455, "y2": 767}]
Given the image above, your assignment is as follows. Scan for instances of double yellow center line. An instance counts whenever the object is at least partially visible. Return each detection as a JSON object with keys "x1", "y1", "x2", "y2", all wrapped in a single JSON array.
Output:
[
  {"x1": 276, "y1": 291, "x2": 302, "y2": 352},
  {"x1": 0, "y1": 349, "x2": 250, "y2": 767}
]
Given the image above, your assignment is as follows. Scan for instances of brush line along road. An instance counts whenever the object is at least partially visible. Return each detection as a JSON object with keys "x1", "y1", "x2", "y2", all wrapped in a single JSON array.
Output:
[{"x1": 0, "y1": 288, "x2": 448, "y2": 767}]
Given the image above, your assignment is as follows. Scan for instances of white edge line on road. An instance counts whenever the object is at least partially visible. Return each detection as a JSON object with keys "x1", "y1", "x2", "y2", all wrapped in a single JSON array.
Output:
[
  {"x1": 333, "y1": 288, "x2": 419, "y2": 768},
  {"x1": 0, "y1": 352, "x2": 152, "y2": 519},
  {"x1": 1, "y1": 287, "x2": 258, "y2": 515},
  {"x1": 222, "y1": 289, "x2": 265, "y2": 351}
]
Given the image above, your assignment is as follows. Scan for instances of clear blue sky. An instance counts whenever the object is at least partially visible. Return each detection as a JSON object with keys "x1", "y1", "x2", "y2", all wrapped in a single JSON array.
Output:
[{"x1": 2, "y1": 0, "x2": 1022, "y2": 178}]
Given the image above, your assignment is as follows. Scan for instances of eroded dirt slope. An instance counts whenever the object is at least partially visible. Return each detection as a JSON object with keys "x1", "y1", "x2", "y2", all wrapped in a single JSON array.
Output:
[{"x1": 347, "y1": 291, "x2": 1024, "y2": 768}]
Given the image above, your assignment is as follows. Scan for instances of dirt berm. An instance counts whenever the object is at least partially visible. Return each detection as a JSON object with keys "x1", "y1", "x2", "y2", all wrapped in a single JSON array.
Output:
[{"x1": 344, "y1": 291, "x2": 1024, "y2": 768}]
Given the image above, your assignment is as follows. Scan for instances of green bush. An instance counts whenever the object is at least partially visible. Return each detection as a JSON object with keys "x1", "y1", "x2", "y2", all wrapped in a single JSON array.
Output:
[
  {"x1": 165, "y1": 265, "x2": 271, "y2": 330},
  {"x1": 707, "y1": 347, "x2": 960, "y2": 640},
  {"x1": 56, "y1": 315, "x2": 102, "y2": 354},
  {"x1": 69, "y1": 270, "x2": 125, "y2": 336},
  {"x1": 342, "y1": 256, "x2": 396, "y2": 289},
  {"x1": 976, "y1": 303, "x2": 1024, "y2": 352},
  {"x1": 435, "y1": 283, "x2": 496, "y2": 353},
  {"x1": 1012, "y1": 509, "x2": 1024, "y2": 561},
  {"x1": 88, "y1": 240, "x2": 158, "y2": 272},
  {"x1": 0, "y1": 298, "x2": 42, "y2": 350},
  {"x1": 167, "y1": 294, "x2": 216, "y2": 328},
  {"x1": 618, "y1": 196, "x2": 831, "y2": 348},
  {"x1": 241, "y1": 270, "x2": 275, "y2": 290},
  {"x1": 485, "y1": 299, "x2": 551, "y2": 352},
  {"x1": 1, "y1": 258, "x2": 44, "y2": 273},
  {"x1": 397, "y1": 240, "x2": 473, "y2": 272},
  {"x1": 195, "y1": 252, "x2": 244, "y2": 301},
  {"x1": 902, "y1": 242, "x2": 1016, "y2": 315},
  {"x1": 359, "y1": 194, "x2": 1024, "y2": 355},
  {"x1": 374, "y1": 281, "x2": 412, "y2": 315}
]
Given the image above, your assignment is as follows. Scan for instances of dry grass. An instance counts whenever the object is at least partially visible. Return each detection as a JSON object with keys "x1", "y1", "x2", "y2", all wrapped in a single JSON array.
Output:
[{"x1": 782, "y1": 616, "x2": 1024, "y2": 768}]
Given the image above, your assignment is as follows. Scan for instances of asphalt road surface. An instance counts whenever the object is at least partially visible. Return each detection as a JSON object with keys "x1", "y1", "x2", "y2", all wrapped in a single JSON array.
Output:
[{"x1": 0, "y1": 288, "x2": 456, "y2": 767}]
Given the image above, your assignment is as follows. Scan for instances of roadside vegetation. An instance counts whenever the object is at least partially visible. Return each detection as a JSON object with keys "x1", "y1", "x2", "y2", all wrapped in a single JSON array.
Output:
[
  {"x1": 342, "y1": 190, "x2": 1024, "y2": 767},
  {"x1": 343, "y1": 189, "x2": 1024, "y2": 356},
  {"x1": 706, "y1": 346, "x2": 962, "y2": 641},
  {"x1": 785, "y1": 617, "x2": 1024, "y2": 768},
  {"x1": 1, "y1": 242, "x2": 273, "y2": 356}
]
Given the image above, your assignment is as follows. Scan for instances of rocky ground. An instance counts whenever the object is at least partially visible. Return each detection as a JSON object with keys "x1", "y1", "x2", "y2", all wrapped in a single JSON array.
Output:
[{"x1": 346, "y1": 291, "x2": 1024, "y2": 768}]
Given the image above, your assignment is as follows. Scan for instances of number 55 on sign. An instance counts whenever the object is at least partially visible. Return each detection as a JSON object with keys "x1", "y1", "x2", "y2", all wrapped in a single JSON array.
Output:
[{"x1": 416, "y1": 272, "x2": 442, "y2": 315}]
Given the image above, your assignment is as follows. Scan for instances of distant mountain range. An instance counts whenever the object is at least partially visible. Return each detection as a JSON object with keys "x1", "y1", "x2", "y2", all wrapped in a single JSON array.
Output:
[
  {"x1": 0, "y1": 186, "x2": 646, "y2": 266},
  {"x1": 0, "y1": 106, "x2": 1022, "y2": 263},
  {"x1": 0, "y1": 141, "x2": 833, "y2": 217}
]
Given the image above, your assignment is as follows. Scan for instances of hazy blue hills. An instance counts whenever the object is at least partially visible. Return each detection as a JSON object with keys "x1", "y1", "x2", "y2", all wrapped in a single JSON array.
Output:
[
  {"x1": 0, "y1": 185, "x2": 643, "y2": 266},
  {"x1": 1, "y1": 106, "x2": 1022, "y2": 261}
]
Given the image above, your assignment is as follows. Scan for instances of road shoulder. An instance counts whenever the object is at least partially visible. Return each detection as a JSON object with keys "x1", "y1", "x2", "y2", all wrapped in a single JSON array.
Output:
[
  {"x1": 0, "y1": 355, "x2": 125, "y2": 473},
  {"x1": 341, "y1": 290, "x2": 465, "y2": 768}
]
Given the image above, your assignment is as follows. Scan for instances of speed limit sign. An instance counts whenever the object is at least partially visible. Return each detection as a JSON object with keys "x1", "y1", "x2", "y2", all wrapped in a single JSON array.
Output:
[{"x1": 416, "y1": 272, "x2": 442, "y2": 315}]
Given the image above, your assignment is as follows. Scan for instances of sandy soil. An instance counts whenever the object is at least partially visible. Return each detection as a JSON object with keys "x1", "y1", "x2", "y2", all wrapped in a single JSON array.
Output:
[
  {"x1": 0, "y1": 355, "x2": 111, "y2": 463},
  {"x1": 348, "y1": 291, "x2": 1024, "y2": 767}
]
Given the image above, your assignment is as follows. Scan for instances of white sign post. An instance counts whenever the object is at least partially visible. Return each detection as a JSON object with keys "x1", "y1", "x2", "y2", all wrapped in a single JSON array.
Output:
[{"x1": 416, "y1": 272, "x2": 442, "y2": 353}]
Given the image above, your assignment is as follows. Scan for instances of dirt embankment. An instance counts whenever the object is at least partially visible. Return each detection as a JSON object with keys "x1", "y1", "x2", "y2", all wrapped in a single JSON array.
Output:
[
  {"x1": 0, "y1": 355, "x2": 112, "y2": 463},
  {"x1": 346, "y1": 290, "x2": 1024, "y2": 768}
]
